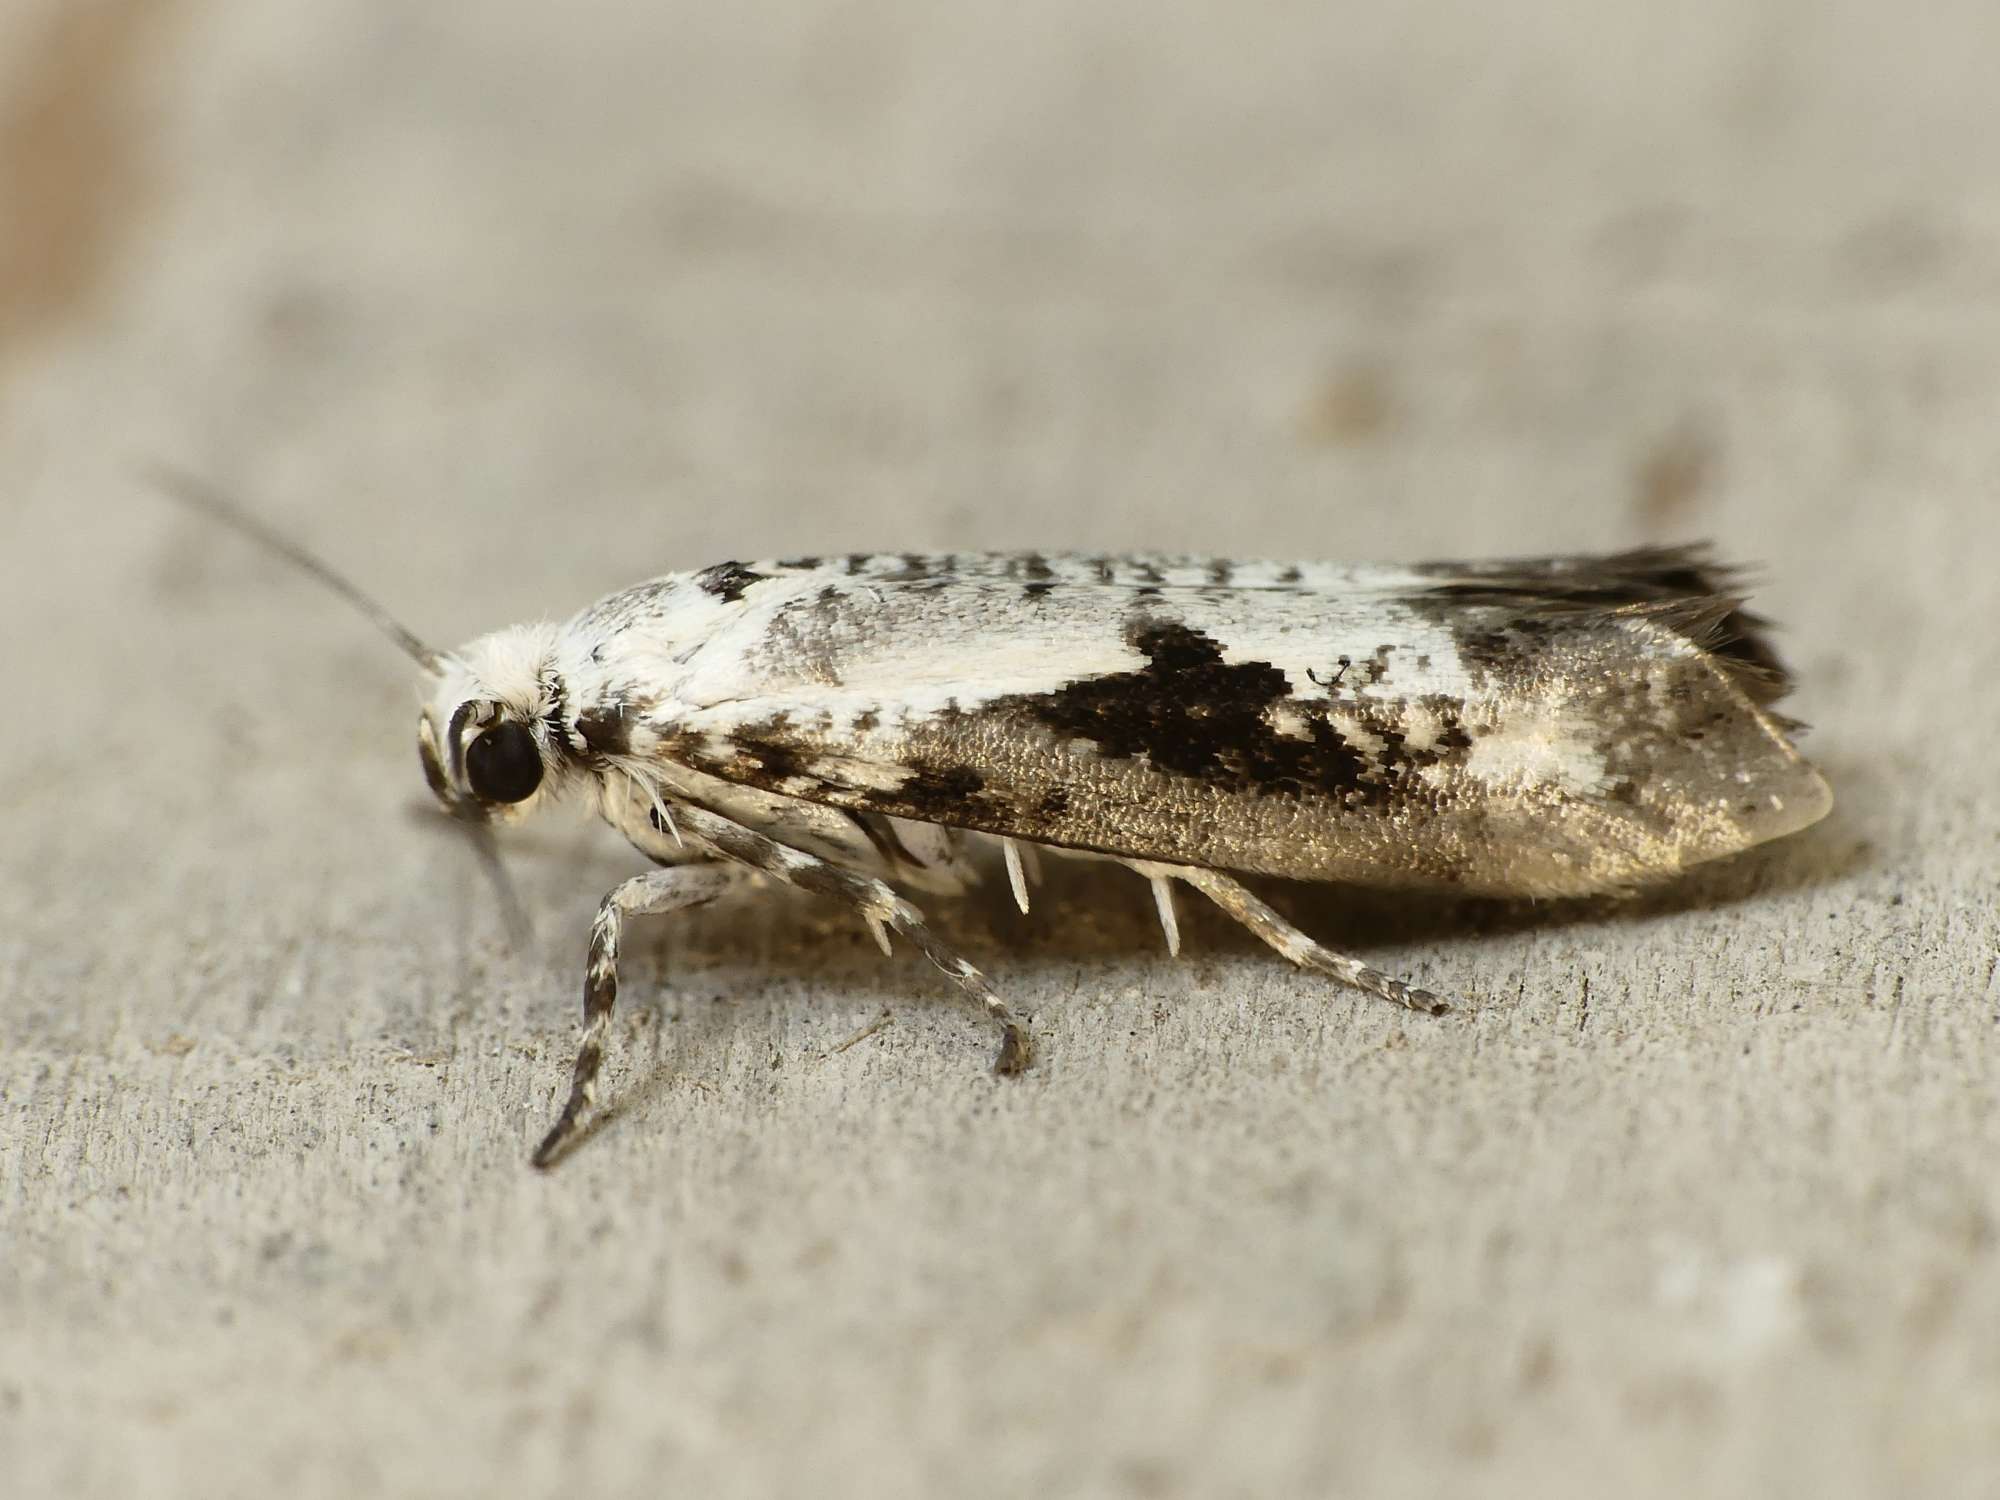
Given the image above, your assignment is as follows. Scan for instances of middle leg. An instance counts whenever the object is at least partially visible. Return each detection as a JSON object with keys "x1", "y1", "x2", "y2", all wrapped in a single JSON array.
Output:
[
  {"x1": 1131, "y1": 861, "x2": 1448, "y2": 1016},
  {"x1": 672, "y1": 801, "x2": 1033, "y2": 1074}
]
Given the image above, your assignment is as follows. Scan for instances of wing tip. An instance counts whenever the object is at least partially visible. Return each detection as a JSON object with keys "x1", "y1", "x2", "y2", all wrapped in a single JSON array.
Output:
[{"x1": 1418, "y1": 542, "x2": 1802, "y2": 710}]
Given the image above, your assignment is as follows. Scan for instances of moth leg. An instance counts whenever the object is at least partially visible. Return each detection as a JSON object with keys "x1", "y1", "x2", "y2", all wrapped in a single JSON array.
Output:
[
  {"x1": 1002, "y1": 838, "x2": 1032, "y2": 915},
  {"x1": 671, "y1": 803, "x2": 1033, "y2": 1076},
  {"x1": 532, "y1": 862, "x2": 750, "y2": 1169},
  {"x1": 1149, "y1": 875, "x2": 1181, "y2": 957},
  {"x1": 1159, "y1": 865, "x2": 1447, "y2": 1016}
]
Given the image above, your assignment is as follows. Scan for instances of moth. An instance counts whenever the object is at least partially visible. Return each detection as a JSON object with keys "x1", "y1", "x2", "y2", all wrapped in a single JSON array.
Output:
[{"x1": 161, "y1": 475, "x2": 1831, "y2": 1167}]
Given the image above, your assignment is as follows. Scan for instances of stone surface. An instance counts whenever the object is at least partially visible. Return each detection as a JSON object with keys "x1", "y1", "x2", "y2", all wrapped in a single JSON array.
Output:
[{"x1": 3, "y1": 2, "x2": 1996, "y2": 1495}]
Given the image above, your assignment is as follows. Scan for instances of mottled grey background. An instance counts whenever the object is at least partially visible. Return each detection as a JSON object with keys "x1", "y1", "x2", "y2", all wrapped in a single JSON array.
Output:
[{"x1": 2, "y1": 3, "x2": 1996, "y2": 1496}]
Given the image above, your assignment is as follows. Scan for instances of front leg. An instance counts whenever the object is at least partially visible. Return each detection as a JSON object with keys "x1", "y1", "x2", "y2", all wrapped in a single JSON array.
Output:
[{"x1": 532, "y1": 863, "x2": 750, "y2": 1168}]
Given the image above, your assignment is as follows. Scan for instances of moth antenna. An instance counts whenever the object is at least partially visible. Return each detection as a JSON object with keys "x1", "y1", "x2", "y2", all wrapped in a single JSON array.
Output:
[{"x1": 145, "y1": 465, "x2": 447, "y2": 674}]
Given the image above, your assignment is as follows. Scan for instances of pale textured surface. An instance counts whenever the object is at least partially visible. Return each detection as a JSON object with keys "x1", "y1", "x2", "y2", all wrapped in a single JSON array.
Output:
[{"x1": 3, "y1": 3, "x2": 1997, "y2": 1497}]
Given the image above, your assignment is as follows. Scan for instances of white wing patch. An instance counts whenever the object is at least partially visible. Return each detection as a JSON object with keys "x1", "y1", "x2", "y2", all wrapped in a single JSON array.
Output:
[{"x1": 1456, "y1": 710, "x2": 1611, "y2": 794}]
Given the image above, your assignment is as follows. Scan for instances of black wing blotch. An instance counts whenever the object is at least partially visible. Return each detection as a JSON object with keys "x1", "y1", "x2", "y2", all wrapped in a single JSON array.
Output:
[{"x1": 1017, "y1": 622, "x2": 1372, "y2": 799}]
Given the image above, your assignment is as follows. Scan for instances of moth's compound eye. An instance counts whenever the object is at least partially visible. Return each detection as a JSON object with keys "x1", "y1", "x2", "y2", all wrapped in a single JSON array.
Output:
[{"x1": 465, "y1": 721, "x2": 544, "y2": 804}]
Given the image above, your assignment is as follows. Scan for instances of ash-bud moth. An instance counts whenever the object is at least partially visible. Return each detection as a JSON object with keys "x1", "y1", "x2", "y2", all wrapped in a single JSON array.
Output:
[{"x1": 159, "y1": 474, "x2": 1830, "y2": 1167}]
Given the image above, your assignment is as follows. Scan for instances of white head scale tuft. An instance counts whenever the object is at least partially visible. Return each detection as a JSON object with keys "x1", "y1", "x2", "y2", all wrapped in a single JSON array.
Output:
[{"x1": 417, "y1": 623, "x2": 568, "y2": 822}]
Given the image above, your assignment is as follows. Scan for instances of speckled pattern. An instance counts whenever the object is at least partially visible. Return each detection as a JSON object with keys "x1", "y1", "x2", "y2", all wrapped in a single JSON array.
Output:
[{"x1": 3, "y1": 2, "x2": 1998, "y2": 1496}]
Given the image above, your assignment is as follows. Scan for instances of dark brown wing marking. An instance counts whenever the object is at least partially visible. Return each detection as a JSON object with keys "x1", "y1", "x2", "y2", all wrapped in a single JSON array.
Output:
[{"x1": 1408, "y1": 544, "x2": 1792, "y2": 707}]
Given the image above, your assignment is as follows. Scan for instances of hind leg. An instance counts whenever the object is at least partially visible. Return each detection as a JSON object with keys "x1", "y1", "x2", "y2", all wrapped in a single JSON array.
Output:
[{"x1": 1127, "y1": 861, "x2": 1448, "y2": 1016}]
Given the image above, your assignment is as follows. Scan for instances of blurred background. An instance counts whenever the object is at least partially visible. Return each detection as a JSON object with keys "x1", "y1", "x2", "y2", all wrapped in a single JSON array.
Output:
[
  {"x1": 4, "y1": 3, "x2": 1997, "y2": 1497},
  {"x1": 7, "y1": 2, "x2": 1993, "y2": 571}
]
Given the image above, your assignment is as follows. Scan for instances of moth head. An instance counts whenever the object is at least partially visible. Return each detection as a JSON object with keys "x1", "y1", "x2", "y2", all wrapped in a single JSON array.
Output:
[
  {"x1": 152, "y1": 468, "x2": 547, "y2": 947},
  {"x1": 417, "y1": 626, "x2": 566, "y2": 824}
]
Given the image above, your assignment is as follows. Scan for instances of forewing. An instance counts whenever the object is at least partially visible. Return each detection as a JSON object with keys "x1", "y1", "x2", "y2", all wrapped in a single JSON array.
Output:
[{"x1": 645, "y1": 549, "x2": 1827, "y2": 896}]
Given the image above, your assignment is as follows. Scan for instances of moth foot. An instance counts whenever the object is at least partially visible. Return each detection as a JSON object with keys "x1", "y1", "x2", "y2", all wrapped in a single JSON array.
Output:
[
  {"x1": 1381, "y1": 980, "x2": 1450, "y2": 1016},
  {"x1": 992, "y1": 1022, "x2": 1033, "y2": 1076},
  {"x1": 531, "y1": 1102, "x2": 587, "y2": 1170},
  {"x1": 1167, "y1": 866, "x2": 1451, "y2": 1020}
]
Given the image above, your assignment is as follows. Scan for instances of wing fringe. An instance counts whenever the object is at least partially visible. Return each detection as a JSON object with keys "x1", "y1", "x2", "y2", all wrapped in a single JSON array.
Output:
[{"x1": 1414, "y1": 544, "x2": 1796, "y2": 712}]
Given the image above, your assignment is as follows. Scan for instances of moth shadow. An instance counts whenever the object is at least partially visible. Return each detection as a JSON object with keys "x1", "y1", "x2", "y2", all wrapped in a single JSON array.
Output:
[
  {"x1": 1020, "y1": 823, "x2": 1858, "y2": 978},
  {"x1": 1273, "y1": 789, "x2": 1866, "y2": 958},
  {"x1": 498, "y1": 808, "x2": 1868, "y2": 1162},
  {"x1": 616, "y1": 799, "x2": 1862, "y2": 1008}
]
